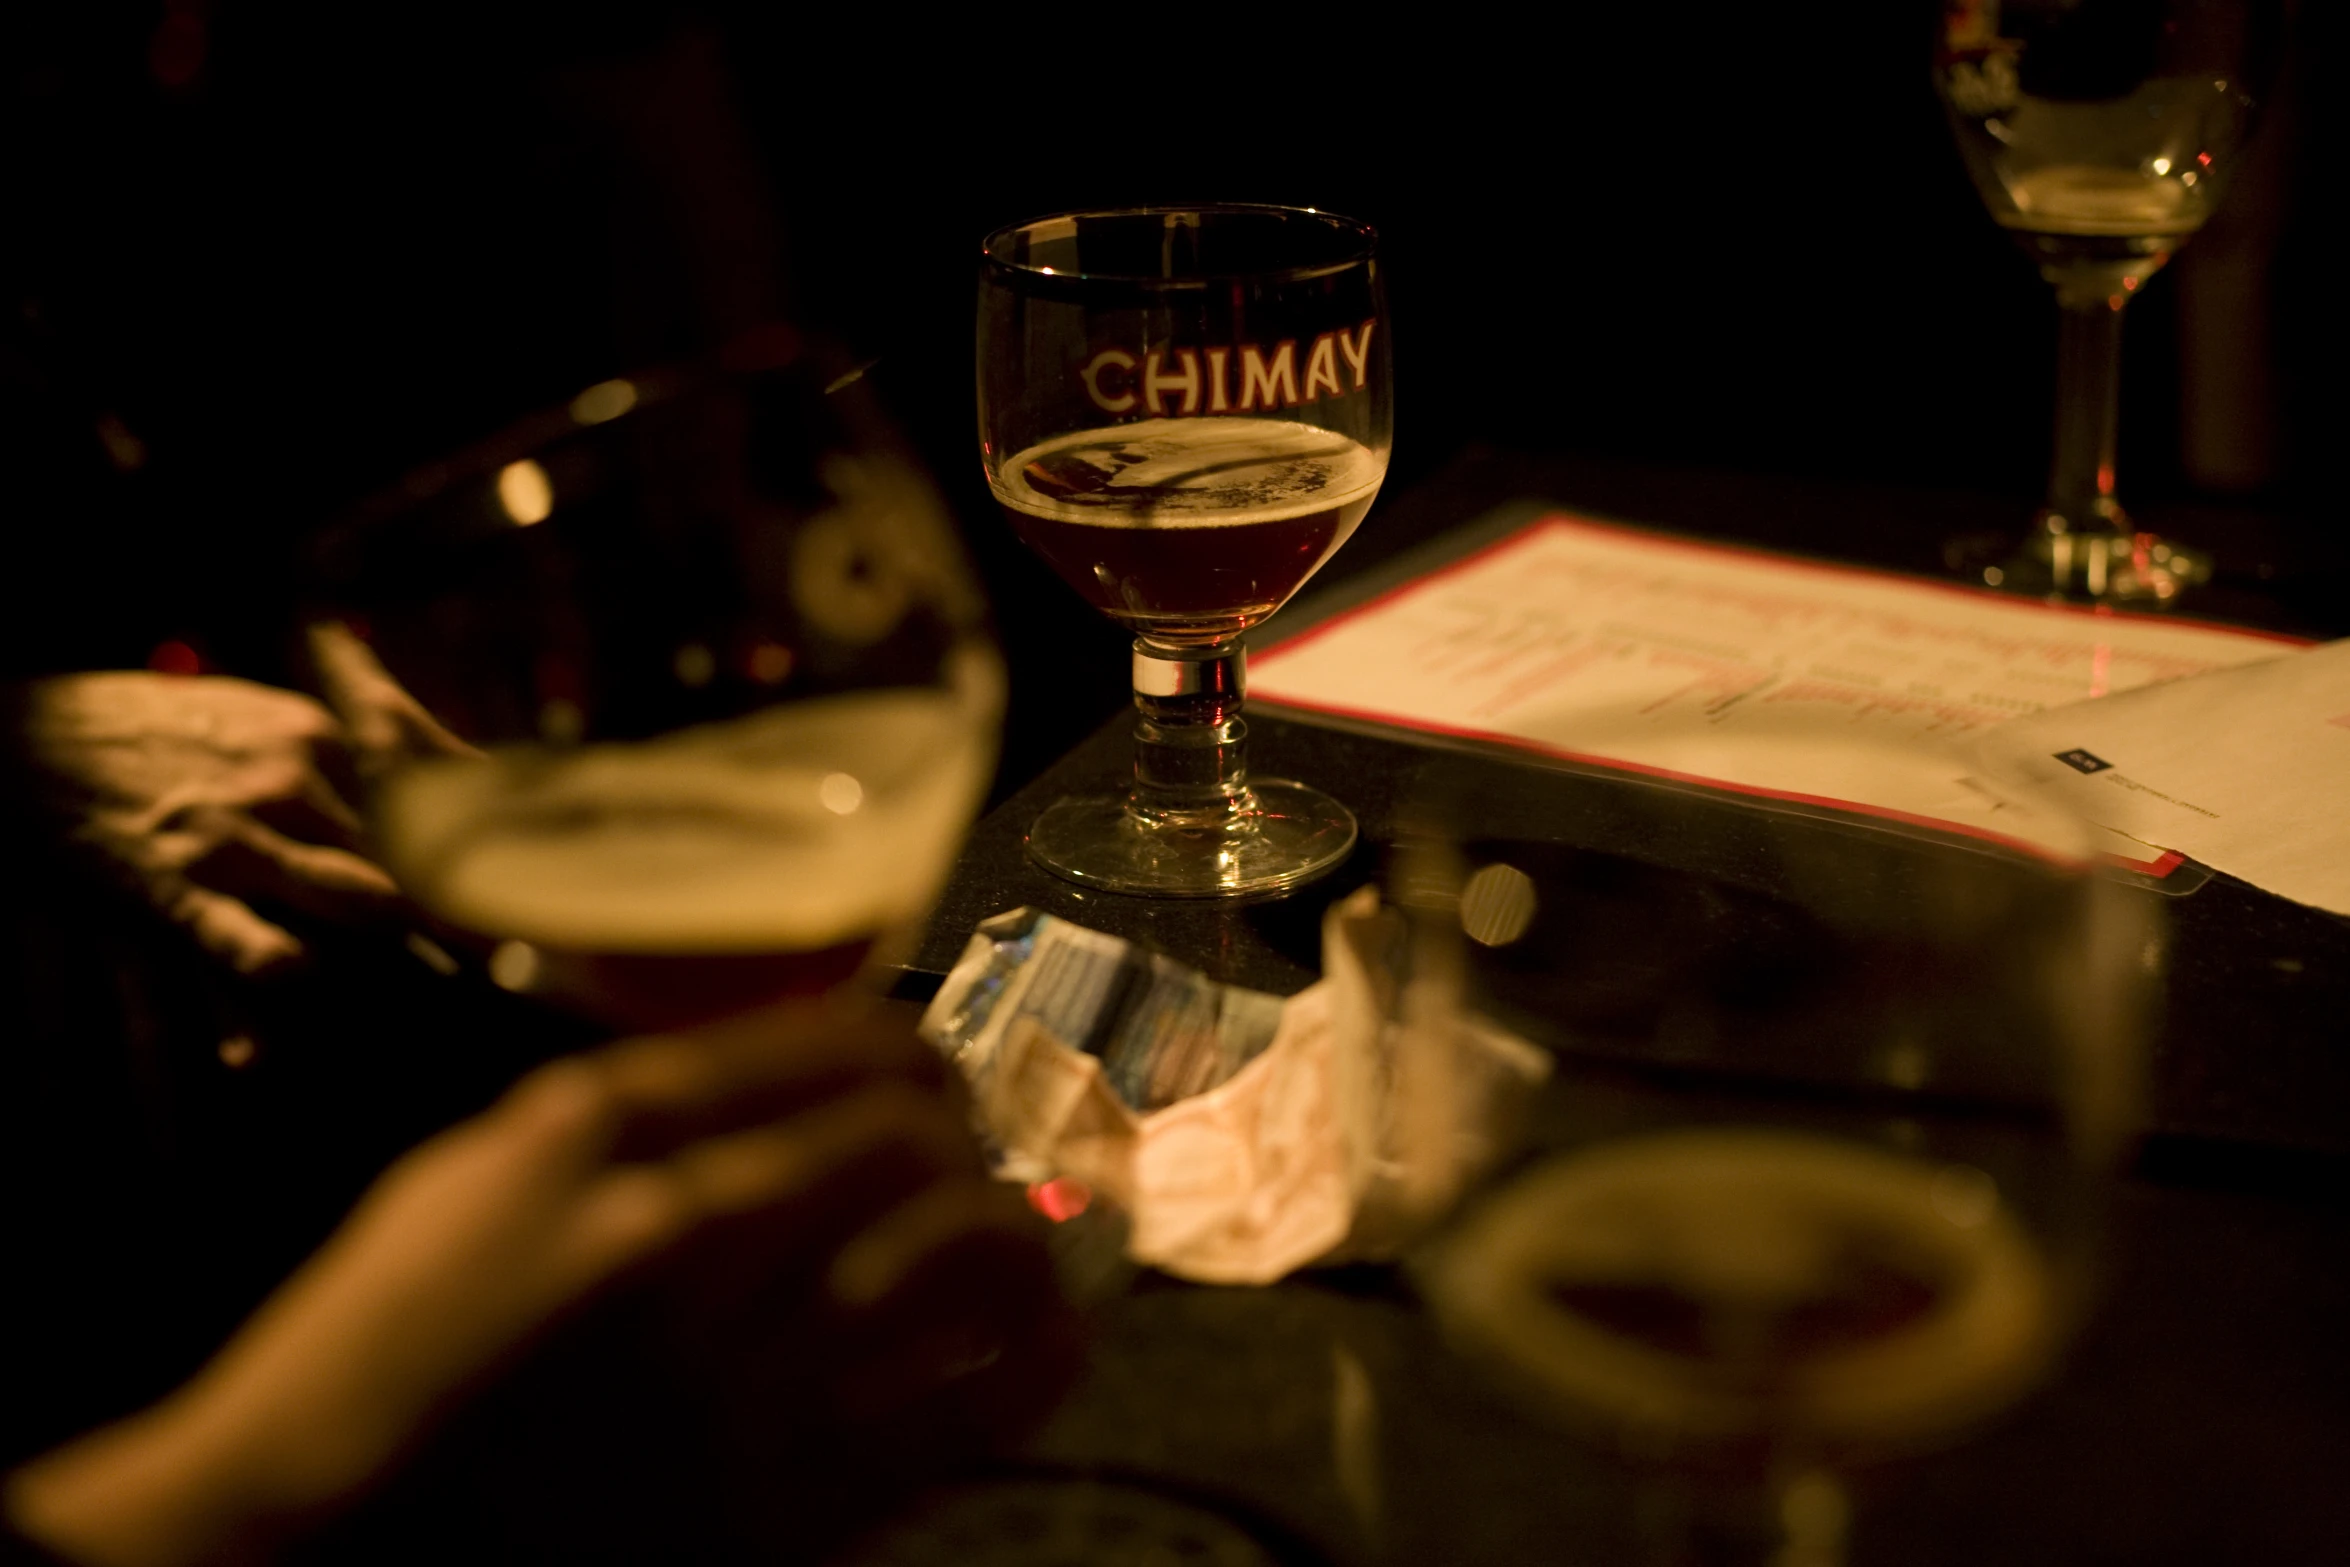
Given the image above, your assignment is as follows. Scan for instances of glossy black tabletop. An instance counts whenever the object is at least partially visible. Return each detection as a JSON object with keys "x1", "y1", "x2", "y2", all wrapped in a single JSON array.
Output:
[
  {"x1": 882, "y1": 450, "x2": 2350, "y2": 1565},
  {"x1": 900, "y1": 465, "x2": 2350, "y2": 1168}
]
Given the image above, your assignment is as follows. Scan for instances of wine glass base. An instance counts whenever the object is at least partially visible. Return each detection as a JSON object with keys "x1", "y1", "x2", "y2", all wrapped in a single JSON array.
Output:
[
  {"x1": 1025, "y1": 780, "x2": 1358, "y2": 899},
  {"x1": 1947, "y1": 530, "x2": 2212, "y2": 604}
]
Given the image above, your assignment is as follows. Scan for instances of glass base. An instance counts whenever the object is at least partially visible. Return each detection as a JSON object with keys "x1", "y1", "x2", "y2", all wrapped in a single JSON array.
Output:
[
  {"x1": 1949, "y1": 529, "x2": 2212, "y2": 604},
  {"x1": 1026, "y1": 780, "x2": 1357, "y2": 898}
]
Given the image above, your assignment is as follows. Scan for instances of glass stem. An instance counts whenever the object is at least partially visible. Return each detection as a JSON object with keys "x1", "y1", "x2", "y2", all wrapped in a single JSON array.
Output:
[
  {"x1": 1130, "y1": 639, "x2": 1251, "y2": 830},
  {"x1": 1633, "y1": 1465, "x2": 1847, "y2": 1567},
  {"x1": 2041, "y1": 292, "x2": 2130, "y2": 541}
]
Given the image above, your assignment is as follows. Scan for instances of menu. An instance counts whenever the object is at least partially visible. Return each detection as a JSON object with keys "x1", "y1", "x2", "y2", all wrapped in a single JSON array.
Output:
[
  {"x1": 1250, "y1": 514, "x2": 2305, "y2": 866},
  {"x1": 1971, "y1": 638, "x2": 2350, "y2": 915}
]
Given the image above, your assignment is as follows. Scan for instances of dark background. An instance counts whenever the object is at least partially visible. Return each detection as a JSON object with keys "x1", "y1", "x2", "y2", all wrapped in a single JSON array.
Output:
[
  {"x1": 3, "y1": 3, "x2": 2333, "y2": 790},
  {"x1": 736, "y1": 4, "x2": 2331, "y2": 792}
]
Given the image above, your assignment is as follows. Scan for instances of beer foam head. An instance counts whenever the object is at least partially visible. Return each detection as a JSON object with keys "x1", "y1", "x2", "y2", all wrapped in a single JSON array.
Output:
[
  {"x1": 998, "y1": 417, "x2": 1384, "y2": 527},
  {"x1": 377, "y1": 689, "x2": 991, "y2": 953}
]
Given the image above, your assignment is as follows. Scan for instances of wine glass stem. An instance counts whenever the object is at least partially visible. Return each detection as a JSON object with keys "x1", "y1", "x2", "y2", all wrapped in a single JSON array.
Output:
[
  {"x1": 2043, "y1": 293, "x2": 2130, "y2": 541},
  {"x1": 1130, "y1": 639, "x2": 1252, "y2": 830}
]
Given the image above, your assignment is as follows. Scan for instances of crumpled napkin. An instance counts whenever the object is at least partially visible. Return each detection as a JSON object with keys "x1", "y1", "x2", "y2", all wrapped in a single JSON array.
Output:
[{"x1": 919, "y1": 887, "x2": 1550, "y2": 1285}]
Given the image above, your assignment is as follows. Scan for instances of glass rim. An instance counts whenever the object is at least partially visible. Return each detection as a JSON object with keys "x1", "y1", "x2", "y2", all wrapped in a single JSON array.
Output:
[{"x1": 980, "y1": 203, "x2": 1379, "y2": 286}]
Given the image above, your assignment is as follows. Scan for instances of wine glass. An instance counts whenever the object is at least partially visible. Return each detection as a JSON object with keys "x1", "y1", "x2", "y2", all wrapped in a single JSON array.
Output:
[
  {"x1": 305, "y1": 327, "x2": 1003, "y2": 1032},
  {"x1": 977, "y1": 206, "x2": 1392, "y2": 898},
  {"x1": 1937, "y1": 0, "x2": 2276, "y2": 602},
  {"x1": 1412, "y1": 727, "x2": 2155, "y2": 1564}
]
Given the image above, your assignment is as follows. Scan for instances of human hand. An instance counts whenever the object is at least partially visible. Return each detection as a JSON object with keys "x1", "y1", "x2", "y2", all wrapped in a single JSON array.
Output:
[
  {"x1": 302, "y1": 620, "x2": 474, "y2": 787},
  {"x1": 4, "y1": 1003, "x2": 1074, "y2": 1567},
  {"x1": 20, "y1": 671, "x2": 400, "y2": 975}
]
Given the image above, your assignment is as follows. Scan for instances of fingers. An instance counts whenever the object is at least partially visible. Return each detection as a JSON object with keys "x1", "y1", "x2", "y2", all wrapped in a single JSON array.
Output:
[
  {"x1": 165, "y1": 881, "x2": 307, "y2": 976},
  {"x1": 517, "y1": 1069, "x2": 979, "y2": 1300},
  {"x1": 819, "y1": 1180, "x2": 1080, "y2": 1436},
  {"x1": 596, "y1": 1004, "x2": 955, "y2": 1159},
  {"x1": 340, "y1": 697, "x2": 478, "y2": 776},
  {"x1": 188, "y1": 684, "x2": 373, "y2": 848},
  {"x1": 250, "y1": 759, "x2": 368, "y2": 848},
  {"x1": 666, "y1": 1078, "x2": 981, "y2": 1237},
  {"x1": 630, "y1": 1081, "x2": 985, "y2": 1357},
  {"x1": 181, "y1": 807, "x2": 401, "y2": 922},
  {"x1": 149, "y1": 676, "x2": 347, "y2": 763},
  {"x1": 161, "y1": 676, "x2": 375, "y2": 846},
  {"x1": 388, "y1": 700, "x2": 478, "y2": 763},
  {"x1": 306, "y1": 620, "x2": 479, "y2": 775},
  {"x1": 466, "y1": 1026, "x2": 997, "y2": 1376},
  {"x1": 37, "y1": 669, "x2": 375, "y2": 848},
  {"x1": 823, "y1": 1176, "x2": 1041, "y2": 1314},
  {"x1": 464, "y1": 1047, "x2": 1073, "y2": 1457},
  {"x1": 288, "y1": 694, "x2": 375, "y2": 829},
  {"x1": 489, "y1": 1009, "x2": 958, "y2": 1171},
  {"x1": 106, "y1": 798, "x2": 400, "y2": 979},
  {"x1": 205, "y1": 676, "x2": 343, "y2": 739}
]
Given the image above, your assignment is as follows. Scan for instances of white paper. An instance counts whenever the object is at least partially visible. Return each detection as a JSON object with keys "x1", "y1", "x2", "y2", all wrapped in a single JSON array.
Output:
[
  {"x1": 920, "y1": 893, "x2": 1550, "y2": 1286},
  {"x1": 1254, "y1": 515, "x2": 2301, "y2": 863},
  {"x1": 1970, "y1": 638, "x2": 2350, "y2": 915}
]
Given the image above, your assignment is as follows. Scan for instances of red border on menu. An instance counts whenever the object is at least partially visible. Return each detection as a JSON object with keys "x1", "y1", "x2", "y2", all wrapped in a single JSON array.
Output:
[{"x1": 1252, "y1": 513, "x2": 2314, "y2": 874}]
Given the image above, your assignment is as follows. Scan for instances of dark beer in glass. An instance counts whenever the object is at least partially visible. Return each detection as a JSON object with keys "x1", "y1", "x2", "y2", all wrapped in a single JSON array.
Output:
[
  {"x1": 978, "y1": 207, "x2": 1392, "y2": 897},
  {"x1": 312, "y1": 341, "x2": 1000, "y2": 1029}
]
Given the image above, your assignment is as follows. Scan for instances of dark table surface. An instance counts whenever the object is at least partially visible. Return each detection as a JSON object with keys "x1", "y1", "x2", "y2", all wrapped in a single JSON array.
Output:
[{"x1": 877, "y1": 450, "x2": 2350, "y2": 1565}]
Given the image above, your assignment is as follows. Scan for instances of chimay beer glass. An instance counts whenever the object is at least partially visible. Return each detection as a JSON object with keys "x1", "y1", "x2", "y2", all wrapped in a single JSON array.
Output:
[{"x1": 978, "y1": 206, "x2": 1391, "y2": 897}]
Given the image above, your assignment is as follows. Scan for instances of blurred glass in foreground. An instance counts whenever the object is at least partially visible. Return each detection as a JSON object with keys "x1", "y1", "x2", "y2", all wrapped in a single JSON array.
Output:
[
  {"x1": 1412, "y1": 726, "x2": 2156, "y2": 1565},
  {"x1": 307, "y1": 329, "x2": 1002, "y2": 1030}
]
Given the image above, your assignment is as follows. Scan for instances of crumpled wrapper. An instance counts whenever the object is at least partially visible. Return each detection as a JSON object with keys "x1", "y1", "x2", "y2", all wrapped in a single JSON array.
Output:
[{"x1": 919, "y1": 888, "x2": 1551, "y2": 1285}]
